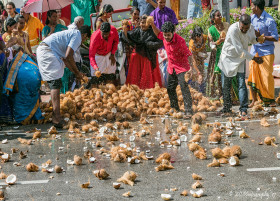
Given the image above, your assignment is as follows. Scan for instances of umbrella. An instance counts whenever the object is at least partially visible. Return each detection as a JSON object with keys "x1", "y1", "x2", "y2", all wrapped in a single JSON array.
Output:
[{"x1": 22, "y1": 0, "x2": 73, "y2": 13}]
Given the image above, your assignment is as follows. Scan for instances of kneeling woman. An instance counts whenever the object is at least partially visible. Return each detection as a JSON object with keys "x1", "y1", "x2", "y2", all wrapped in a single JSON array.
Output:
[{"x1": 121, "y1": 15, "x2": 163, "y2": 89}]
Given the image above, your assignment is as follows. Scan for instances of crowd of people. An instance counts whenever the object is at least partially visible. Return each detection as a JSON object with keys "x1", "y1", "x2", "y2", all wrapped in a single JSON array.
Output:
[{"x1": 0, "y1": 0, "x2": 279, "y2": 128}]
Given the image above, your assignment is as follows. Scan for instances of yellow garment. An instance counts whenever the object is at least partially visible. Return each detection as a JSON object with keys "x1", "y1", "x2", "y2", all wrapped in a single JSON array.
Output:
[
  {"x1": 23, "y1": 15, "x2": 44, "y2": 47},
  {"x1": 248, "y1": 53, "x2": 275, "y2": 103},
  {"x1": 189, "y1": 34, "x2": 208, "y2": 53}
]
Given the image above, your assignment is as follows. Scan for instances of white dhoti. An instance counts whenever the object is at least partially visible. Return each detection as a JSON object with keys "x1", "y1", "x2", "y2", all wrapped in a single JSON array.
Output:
[
  {"x1": 36, "y1": 45, "x2": 65, "y2": 81},
  {"x1": 90, "y1": 53, "x2": 116, "y2": 76}
]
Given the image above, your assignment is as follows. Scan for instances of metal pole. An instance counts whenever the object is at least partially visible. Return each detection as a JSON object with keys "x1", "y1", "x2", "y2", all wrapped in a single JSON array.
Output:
[{"x1": 217, "y1": 0, "x2": 230, "y2": 23}]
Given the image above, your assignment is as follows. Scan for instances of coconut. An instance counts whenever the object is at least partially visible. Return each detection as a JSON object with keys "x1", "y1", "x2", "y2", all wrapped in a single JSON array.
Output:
[
  {"x1": 33, "y1": 130, "x2": 41, "y2": 139},
  {"x1": 230, "y1": 145, "x2": 242, "y2": 158},
  {"x1": 93, "y1": 169, "x2": 110, "y2": 180},
  {"x1": 222, "y1": 146, "x2": 231, "y2": 158},
  {"x1": 18, "y1": 138, "x2": 32, "y2": 145},
  {"x1": 0, "y1": 190, "x2": 4, "y2": 200},
  {"x1": 208, "y1": 132, "x2": 222, "y2": 143},
  {"x1": 260, "y1": 118, "x2": 270, "y2": 127},
  {"x1": 155, "y1": 159, "x2": 174, "y2": 172},
  {"x1": 192, "y1": 173, "x2": 202, "y2": 180},
  {"x1": 164, "y1": 126, "x2": 171, "y2": 134},
  {"x1": 229, "y1": 156, "x2": 240, "y2": 166},
  {"x1": 117, "y1": 171, "x2": 137, "y2": 186},
  {"x1": 54, "y1": 165, "x2": 63, "y2": 173},
  {"x1": 122, "y1": 121, "x2": 130, "y2": 129},
  {"x1": 192, "y1": 124, "x2": 200, "y2": 133},
  {"x1": 48, "y1": 126, "x2": 58, "y2": 134},
  {"x1": 0, "y1": 154, "x2": 10, "y2": 162},
  {"x1": 192, "y1": 181, "x2": 203, "y2": 189},
  {"x1": 188, "y1": 143, "x2": 201, "y2": 152},
  {"x1": 113, "y1": 182, "x2": 121, "y2": 189},
  {"x1": 207, "y1": 159, "x2": 220, "y2": 167},
  {"x1": 95, "y1": 70, "x2": 101, "y2": 78},
  {"x1": 264, "y1": 137, "x2": 276, "y2": 146},
  {"x1": 5, "y1": 174, "x2": 16, "y2": 185},
  {"x1": 180, "y1": 190, "x2": 188, "y2": 196},
  {"x1": 189, "y1": 135, "x2": 201, "y2": 143},
  {"x1": 156, "y1": 153, "x2": 171, "y2": 163},
  {"x1": 139, "y1": 152, "x2": 148, "y2": 160},
  {"x1": 74, "y1": 155, "x2": 82, "y2": 165},
  {"x1": 191, "y1": 189, "x2": 204, "y2": 198},
  {"x1": 26, "y1": 163, "x2": 39, "y2": 172},
  {"x1": 0, "y1": 172, "x2": 7, "y2": 179},
  {"x1": 239, "y1": 130, "x2": 250, "y2": 138},
  {"x1": 193, "y1": 148, "x2": 207, "y2": 160},
  {"x1": 211, "y1": 148, "x2": 225, "y2": 159}
]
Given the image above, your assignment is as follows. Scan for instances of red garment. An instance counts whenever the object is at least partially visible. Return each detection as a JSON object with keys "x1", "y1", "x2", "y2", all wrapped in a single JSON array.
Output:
[
  {"x1": 126, "y1": 53, "x2": 162, "y2": 89},
  {"x1": 158, "y1": 32, "x2": 192, "y2": 75},
  {"x1": 89, "y1": 26, "x2": 119, "y2": 70},
  {"x1": 201, "y1": 0, "x2": 211, "y2": 10}
]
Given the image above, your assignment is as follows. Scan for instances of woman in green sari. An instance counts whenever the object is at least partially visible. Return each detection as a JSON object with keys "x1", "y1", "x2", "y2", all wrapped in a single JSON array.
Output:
[{"x1": 207, "y1": 10, "x2": 238, "y2": 101}]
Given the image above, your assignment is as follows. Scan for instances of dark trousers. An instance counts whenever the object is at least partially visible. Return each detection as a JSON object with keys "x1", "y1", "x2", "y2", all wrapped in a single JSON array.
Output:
[
  {"x1": 268, "y1": 0, "x2": 273, "y2": 7},
  {"x1": 167, "y1": 70, "x2": 193, "y2": 113},
  {"x1": 237, "y1": 0, "x2": 251, "y2": 7},
  {"x1": 221, "y1": 71, "x2": 248, "y2": 113}
]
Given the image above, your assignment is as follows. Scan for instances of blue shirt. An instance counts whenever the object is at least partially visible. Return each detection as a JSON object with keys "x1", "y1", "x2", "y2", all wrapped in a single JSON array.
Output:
[
  {"x1": 133, "y1": 0, "x2": 157, "y2": 16},
  {"x1": 43, "y1": 29, "x2": 82, "y2": 62},
  {"x1": 251, "y1": 11, "x2": 279, "y2": 57}
]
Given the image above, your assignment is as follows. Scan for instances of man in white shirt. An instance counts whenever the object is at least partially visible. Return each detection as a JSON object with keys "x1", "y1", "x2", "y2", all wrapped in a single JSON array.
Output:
[
  {"x1": 37, "y1": 26, "x2": 91, "y2": 128},
  {"x1": 218, "y1": 14, "x2": 264, "y2": 118}
]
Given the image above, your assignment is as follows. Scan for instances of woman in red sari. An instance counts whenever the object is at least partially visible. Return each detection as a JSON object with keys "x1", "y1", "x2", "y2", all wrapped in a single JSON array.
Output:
[{"x1": 121, "y1": 15, "x2": 163, "y2": 89}]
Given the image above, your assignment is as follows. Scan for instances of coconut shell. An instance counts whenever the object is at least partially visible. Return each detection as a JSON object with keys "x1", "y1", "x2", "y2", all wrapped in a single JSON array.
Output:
[
  {"x1": 156, "y1": 153, "x2": 171, "y2": 163},
  {"x1": 117, "y1": 171, "x2": 137, "y2": 186},
  {"x1": 229, "y1": 156, "x2": 240, "y2": 166},
  {"x1": 192, "y1": 181, "x2": 203, "y2": 189},
  {"x1": 193, "y1": 148, "x2": 207, "y2": 160},
  {"x1": 155, "y1": 159, "x2": 174, "y2": 172},
  {"x1": 264, "y1": 137, "x2": 276, "y2": 146},
  {"x1": 207, "y1": 159, "x2": 220, "y2": 167},
  {"x1": 189, "y1": 135, "x2": 201, "y2": 143},
  {"x1": 0, "y1": 172, "x2": 7, "y2": 179},
  {"x1": 222, "y1": 146, "x2": 231, "y2": 158},
  {"x1": 192, "y1": 173, "x2": 202, "y2": 180},
  {"x1": 188, "y1": 143, "x2": 201, "y2": 152},
  {"x1": 81, "y1": 182, "x2": 90, "y2": 188},
  {"x1": 33, "y1": 131, "x2": 41, "y2": 139},
  {"x1": 122, "y1": 121, "x2": 130, "y2": 129},
  {"x1": 208, "y1": 132, "x2": 222, "y2": 143},
  {"x1": 54, "y1": 165, "x2": 63, "y2": 173},
  {"x1": 180, "y1": 190, "x2": 188, "y2": 196},
  {"x1": 218, "y1": 158, "x2": 229, "y2": 164},
  {"x1": 93, "y1": 169, "x2": 110, "y2": 180},
  {"x1": 260, "y1": 118, "x2": 270, "y2": 127}
]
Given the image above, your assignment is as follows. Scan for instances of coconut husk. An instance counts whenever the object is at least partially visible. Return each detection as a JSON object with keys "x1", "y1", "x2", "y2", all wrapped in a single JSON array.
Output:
[
  {"x1": 93, "y1": 169, "x2": 110, "y2": 180},
  {"x1": 207, "y1": 159, "x2": 220, "y2": 167},
  {"x1": 155, "y1": 159, "x2": 174, "y2": 172},
  {"x1": 26, "y1": 163, "x2": 39, "y2": 172},
  {"x1": 260, "y1": 118, "x2": 270, "y2": 127},
  {"x1": 192, "y1": 173, "x2": 202, "y2": 180},
  {"x1": 74, "y1": 155, "x2": 82, "y2": 165},
  {"x1": 156, "y1": 153, "x2": 171, "y2": 163},
  {"x1": 117, "y1": 171, "x2": 137, "y2": 186},
  {"x1": 192, "y1": 181, "x2": 203, "y2": 189},
  {"x1": 230, "y1": 145, "x2": 242, "y2": 158},
  {"x1": 211, "y1": 148, "x2": 225, "y2": 159},
  {"x1": 189, "y1": 135, "x2": 201, "y2": 143}
]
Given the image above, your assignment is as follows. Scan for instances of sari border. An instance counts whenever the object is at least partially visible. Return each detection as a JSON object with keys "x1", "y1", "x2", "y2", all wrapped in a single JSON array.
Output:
[{"x1": 21, "y1": 99, "x2": 40, "y2": 125}]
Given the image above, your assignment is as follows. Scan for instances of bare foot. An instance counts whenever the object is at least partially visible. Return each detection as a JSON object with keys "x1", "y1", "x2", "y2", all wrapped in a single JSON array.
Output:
[{"x1": 248, "y1": 101, "x2": 255, "y2": 108}]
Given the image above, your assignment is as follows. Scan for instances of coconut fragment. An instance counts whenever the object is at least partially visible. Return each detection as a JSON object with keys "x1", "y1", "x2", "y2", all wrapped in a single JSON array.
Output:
[
  {"x1": 113, "y1": 182, "x2": 121, "y2": 189},
  {"x1": 74, "y1": 155, "x2": 82, "y2": 165},
  {"x1": 117, "y1": 171, "x2": 137, "y2": 186},
  {"x1": 161, "y1": 194, "x2": 171, "y2": 200},
  {"x1": 122, "y1": 191, "x2": 131, "y2": 197},
  {"x1": 93, "y1": 169, "x2": 110, "y2": 180},
  {"x1": 180, "y1": 190, "x2": 188, "y2": 196},
  {"x1": 1, "y1": 154, "x2": 10, "y2": 162},
  {"x1": 193, "y1": 148, "x2": 207, "y2": 160},
  {"x1": 0, "y1": 190, "x2": 4, "y2": 200},
  {"x1": 5, "y1": 174, "x2": 16, "y2": 185},
  {"x1": 192, "y1": 173, "x2": 202, "y2": 180},
  {"x1": 189, "y1": 135, "x2": 201, "y2": 143},
  {"x1": 230, "y1": 145, "x2": 242, "y2": 158},
  {"x1": 81, "y1": 181, "x2": 90, "y2": 188},
  {"x1": 192, "y1": 181, "x2": 203, "y2": 189},
  {"x1": 239, "y1": 130, "x2": 250, "y2": 138},
  {"x1": 18, "y1": 138, "x2": 32, "y2": 145},
  {"x1": 155, "y1": 159, "x2": 174, "y2": 172},
  {"x1": 26, "y1": 162, "x2": 39, "y2": 172},
  {"x1": 33, "y1": 130, "x2": 42, "y2": 139},
  {"x1": 229, "y1": 156, "x2": 240, "y2": 166},
  {"x1": 0, "y1": 172, "x2": 7, "y2": 179},
  {"x1": 260, "y1": 118, "x2": 270, "y2": 127},
  {"x1": 191, "y1": 189, "x2": 204, "y2": 198},
  {"x1": 207, "y1": 158, "x2": 220, "y2": 167}
]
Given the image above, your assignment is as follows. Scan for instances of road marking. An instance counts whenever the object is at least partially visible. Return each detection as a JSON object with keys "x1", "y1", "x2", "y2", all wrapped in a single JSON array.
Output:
[
  {"x1": 0, "y1": 179, "x2": 49, "y2": 185},
  {"x1": 247, "y1": 167, "x2": 280, "y2": 172}
]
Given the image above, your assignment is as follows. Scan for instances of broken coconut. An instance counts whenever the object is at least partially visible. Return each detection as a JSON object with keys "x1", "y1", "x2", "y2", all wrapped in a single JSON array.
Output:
[
  {"x1": 230, "y1": 145, "x2": 242, "y2": 158},
  {"x1": 81, "y1": 181, "x2": 90, "y2": 188},
  {"x1": 192, "y1": 181, "x2": 203, "y2": 189},
  {"x1": 93, "y1": 169, "x2": 110, "y2": 180},
  {"x1": 180, "y1": 190, "x2": 188, "y2": 196},
  {"x1": 229, "y1": 156, "x2": 240, "y2": 166},
  {"x1": 239, "y1": 130, "x2": 250, "y2": 138},
  {"x1": 260, "y1": 118, "x2": 270, "y2": 127},
  {"x1": 189, "y1": 135, "x2": 201, "y2": 143},
  {"x1": 0, "y1": 190, "x2": 4, "y2": 200},
  {"x1": 161, "y1": 194, "x2": 172, "y2": 200},
  {"x1": 156, "y1": 153, "x2": 171, "y2": 163},
  {"x1": 54, "y1": 165, "x2": 63, "y2": 173},
  {"x1": 117, "y1": 171, "x2": 137, "y2": 186},
  {"x1": 5, "y1": 174, "x2": 16, "y2": 185},
  {"x1": 192, "y1": 173, "x2": 202, "y2": 180},
  {"x1": 211, "y1": 148, "x2": 225, "y2": 159},
  {"x1": 113, "y1": 182, "x2": 121, "y2": 189},
  {"x1": 122, "y1": 191, "x2": 131, "y2": 197},
  {"x1": 155, "y1": 159, "x2": 174, "y2": 172},
  {"x1": 207, "y1": 159, "x2": 220, "y2": 167},
  {"x1": 0, "y1": 172, "x2": 7, "y2": 179},
  {"x1": 32, "y1": 130, "x2": 41, "y2": 139}
]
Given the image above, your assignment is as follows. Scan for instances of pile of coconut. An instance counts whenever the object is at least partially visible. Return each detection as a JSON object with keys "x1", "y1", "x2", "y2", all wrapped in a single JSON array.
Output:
[{"x1": 40, "y1": 84, "x2": 221, "y2": 123}]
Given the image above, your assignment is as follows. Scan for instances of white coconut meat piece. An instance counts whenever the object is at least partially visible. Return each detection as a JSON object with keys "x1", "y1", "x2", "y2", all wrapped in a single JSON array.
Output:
[
  {"x1": 161, "y1": 194, "x2": 172, "y2": 200},
  {"x1": 6, "y1": 174, "x2": 17, "y2": 185}
]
